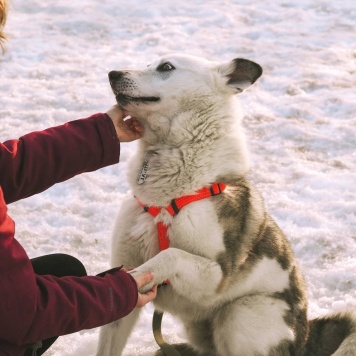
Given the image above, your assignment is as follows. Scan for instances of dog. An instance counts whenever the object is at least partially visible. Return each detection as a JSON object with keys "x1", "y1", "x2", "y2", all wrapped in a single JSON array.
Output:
[{"x1": 96, "y1": 54, "x2": 356, "y2": 355}]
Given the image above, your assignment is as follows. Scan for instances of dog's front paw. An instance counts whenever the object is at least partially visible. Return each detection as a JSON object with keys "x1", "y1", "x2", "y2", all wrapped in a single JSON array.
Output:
[
  {"x1": 128, "y1": 249, "x2": 176, "y2": 292},
  {"x1": 128, "y1": 268, "x2": 157, "y2": 293}
]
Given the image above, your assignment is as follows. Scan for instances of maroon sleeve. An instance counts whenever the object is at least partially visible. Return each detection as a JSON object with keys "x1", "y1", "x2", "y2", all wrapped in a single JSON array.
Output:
[
  {"x1": 0, "y1": 179, "x2": 138, "y2": 347},
  {"x1": 18, "y1": 270, "x2": 138, "y2": 344},
  {"x1": 0, "y1": 113, "x2": 120, "y2": 204},
  {"x1": 0, "y1": 113, "x2": 139, "y2": 347}
]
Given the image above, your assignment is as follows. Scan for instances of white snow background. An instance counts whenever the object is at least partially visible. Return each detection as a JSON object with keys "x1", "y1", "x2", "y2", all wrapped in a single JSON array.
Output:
[{"x1": 1, "y1": 0, "x2": 355, "y2": 355}]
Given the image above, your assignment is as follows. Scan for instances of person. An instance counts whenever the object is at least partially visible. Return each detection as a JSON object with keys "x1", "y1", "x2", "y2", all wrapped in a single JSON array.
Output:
[{"x1": 0, "y1": 1, "x2": 157, "y2": 355}]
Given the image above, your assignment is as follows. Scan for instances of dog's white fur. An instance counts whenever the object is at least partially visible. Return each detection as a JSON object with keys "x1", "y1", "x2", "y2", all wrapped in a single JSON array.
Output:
[{"x1": 97, "y1": 54, "x2": 356, "y2": 356}]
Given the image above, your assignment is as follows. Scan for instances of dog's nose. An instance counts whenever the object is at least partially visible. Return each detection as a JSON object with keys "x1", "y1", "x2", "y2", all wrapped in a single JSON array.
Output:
[{"x1": 108, "y1": 71, "x2": 124, "y2": 81}]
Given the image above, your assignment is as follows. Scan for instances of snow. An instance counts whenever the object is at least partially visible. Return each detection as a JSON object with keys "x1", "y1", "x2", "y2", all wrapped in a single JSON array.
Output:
[{"x1": 1, "y1": 0, "x2": 355, "y2": 355}]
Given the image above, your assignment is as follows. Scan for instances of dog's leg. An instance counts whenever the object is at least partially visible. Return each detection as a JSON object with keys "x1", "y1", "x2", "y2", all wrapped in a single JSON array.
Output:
[
  {"x1": 96, "y1": 308, "x2": 141, "y2": 356},
  {"x1": 212, "y1": 294, "x2": 295, "y2": 356},
  {"x1": 96, "y1": 203, "x2": 145, "y2": 356},
  {"x1": 183, "y1": 319, "x2": 216, "y2": 355},
  {"x1": 129, "y1": 248, "x2": 224, "y2": 304}
]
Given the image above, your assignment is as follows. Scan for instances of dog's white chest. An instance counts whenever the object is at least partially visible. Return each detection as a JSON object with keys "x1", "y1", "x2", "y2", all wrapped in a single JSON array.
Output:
[{"x1": 161, "y1": 200, "x2": 225, "y2": 259}]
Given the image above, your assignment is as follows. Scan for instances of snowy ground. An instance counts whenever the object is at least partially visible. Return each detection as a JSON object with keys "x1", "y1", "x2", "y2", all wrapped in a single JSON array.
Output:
[{"x1": 1, "y1": 0, "x2": 355, "y2": 355}]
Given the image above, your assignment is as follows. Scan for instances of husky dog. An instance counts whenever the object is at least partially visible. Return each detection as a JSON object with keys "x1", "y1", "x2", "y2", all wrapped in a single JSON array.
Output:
[{"x1": 97, "y1": 54, "x2": 356, "y2": 356}]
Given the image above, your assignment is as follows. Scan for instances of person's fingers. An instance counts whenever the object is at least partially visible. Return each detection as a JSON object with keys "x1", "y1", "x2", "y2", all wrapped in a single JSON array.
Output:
[
  {"x1": 134, "y1": 272, "x2": 155, "y2": 289},
  {"x1": 136, "y1": 285, "x2": 157, "y2": 308},
  {"x1": 106, "y1": 104, "x2": 144, "y2": 142},
  {"x1": 123, "y1": 117, "x2": 143, "y2": 130},
  {"x1": 143, "y1": 285, "x2": 158, "y2": 301},
  {"x1": 122, "y1": 117, "x2": 135, "y2": 129},
  {"x1": 133, "y1": 121, "x2": 144, "y2": 133},
  {"x1": 150, "y1": 285, "x2": 158, "y2": 297}
]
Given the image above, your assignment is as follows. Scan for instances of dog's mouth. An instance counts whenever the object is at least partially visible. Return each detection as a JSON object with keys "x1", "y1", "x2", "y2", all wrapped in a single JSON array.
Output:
[
  {"x1": 114, "y1": 92, "x2": 160, "y2": 106},
  {"x1": 108, "y1": 71, "x2": 160, "y2": 106}
]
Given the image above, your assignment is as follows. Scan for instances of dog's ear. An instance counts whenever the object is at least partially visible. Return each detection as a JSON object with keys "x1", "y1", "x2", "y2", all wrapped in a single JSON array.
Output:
[{"x1": 218, "y1": 58, "x2": 262, "y2": 93}]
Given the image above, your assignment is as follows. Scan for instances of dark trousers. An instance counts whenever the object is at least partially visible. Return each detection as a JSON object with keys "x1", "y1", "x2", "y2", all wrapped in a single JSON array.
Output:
[{"x1": 24, "y1": 254, "x2": 87, "y2": 355}]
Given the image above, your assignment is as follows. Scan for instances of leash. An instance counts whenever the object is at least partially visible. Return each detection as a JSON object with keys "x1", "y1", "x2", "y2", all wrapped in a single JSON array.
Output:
[
  {"x1": 152, "y1": 310, "x2": 181, "y2": 356},
  {"x1": 137, "y1": 183, "x2": 227, "y2": 355}
]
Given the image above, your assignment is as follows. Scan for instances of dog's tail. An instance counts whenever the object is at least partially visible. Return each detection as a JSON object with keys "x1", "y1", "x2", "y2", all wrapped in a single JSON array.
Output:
[{"x1": 303, "y1": 310, "x2": 356, "y2": 356}]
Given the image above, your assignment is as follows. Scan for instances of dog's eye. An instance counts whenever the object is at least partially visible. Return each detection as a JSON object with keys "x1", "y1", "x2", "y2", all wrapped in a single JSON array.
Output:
[{"x1": 157, "y1": 62, "x2": 175, "y2": 72}]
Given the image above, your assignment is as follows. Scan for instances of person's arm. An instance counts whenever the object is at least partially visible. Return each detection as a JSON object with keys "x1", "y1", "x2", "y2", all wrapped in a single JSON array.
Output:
[
  {"x1": 0, "y1": 106, "x2": 143, "y2": 204},
  {"x1": 0, "y1": 186, "x2": 154, "y2": 347},
  {"x1": 0, "y1": 113, "x2": 120, "y2": 204},
  {"x1": 0, "y1": 189, "x2": 155, "y2": 346},
  {"x1": 0, "y1": 263, "x2": 153, "y2": 345},
  {"x1": 21, "y1": 270, "x2": 139, "y2": 344},
  {"x1": 16, "y1": 270, "x2": 156, "y2": 344}
]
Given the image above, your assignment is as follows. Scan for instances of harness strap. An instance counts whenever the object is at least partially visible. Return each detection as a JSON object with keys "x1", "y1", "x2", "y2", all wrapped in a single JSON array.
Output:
[
  {"x1": 157, "y1": 222, "x2": 170, "y2": 251},
  {"x1": 166, "y1": 183, "x2": 226, "y2": 217},
  {"x1": 136, "y1": 183, "x2": 227, "y2": 251}
]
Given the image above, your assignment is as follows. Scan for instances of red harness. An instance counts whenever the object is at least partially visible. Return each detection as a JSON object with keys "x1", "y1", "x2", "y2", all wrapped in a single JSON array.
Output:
[{"x1": 136, "y1": 183, "x2": 227, "y2": 251}]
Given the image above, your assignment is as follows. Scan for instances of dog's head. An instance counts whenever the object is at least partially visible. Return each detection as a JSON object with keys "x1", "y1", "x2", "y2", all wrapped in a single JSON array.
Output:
[{"x1": 108, "y1": 54, "x2": 262, "y2": 121}]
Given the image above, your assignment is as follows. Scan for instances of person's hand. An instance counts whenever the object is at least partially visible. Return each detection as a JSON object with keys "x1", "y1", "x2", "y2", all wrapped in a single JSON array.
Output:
[
  {"x1": 132, "y1": 272, "x2": 157, "y2": 308},
  {"x1": 106, "y1": 105, "x2": 144, "y2": 142}
]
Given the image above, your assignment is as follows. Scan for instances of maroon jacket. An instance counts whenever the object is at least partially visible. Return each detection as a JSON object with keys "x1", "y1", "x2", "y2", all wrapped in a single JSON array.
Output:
[{"x1": 0, "y1": 113, "x2": 138, "y2": 355}]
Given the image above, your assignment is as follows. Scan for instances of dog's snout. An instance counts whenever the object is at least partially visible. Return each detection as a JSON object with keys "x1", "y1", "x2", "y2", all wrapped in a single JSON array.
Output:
[{"x1": 108, "y1": 70, "x2": 124, "y2": 81}]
